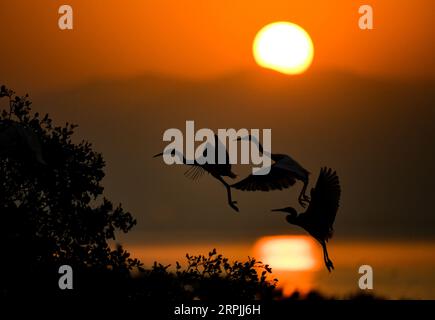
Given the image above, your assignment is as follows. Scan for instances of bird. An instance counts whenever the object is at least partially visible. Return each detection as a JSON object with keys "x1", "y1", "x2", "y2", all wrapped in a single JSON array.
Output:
[
  {"x1": 0, "y1": 119, "x2": 46, "y2": 165},
  {"x1": 231, "y1": 135, "x2": 310, "y2": 207},
  {"x1": 153, "y1": 134, "x2": 239, "y2": 212},
  {"x1": 271, "y1": 167, "x2": 341, "y2": 272}
]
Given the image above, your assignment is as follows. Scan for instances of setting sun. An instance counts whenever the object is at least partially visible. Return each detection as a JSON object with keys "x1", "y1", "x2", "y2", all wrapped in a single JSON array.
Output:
[
  {"x1": 253, "y1": 22, "x2": 314, "y2": 75},
  {"x1": 253, "y1": 235, "x2": 320, "y2": 271}
]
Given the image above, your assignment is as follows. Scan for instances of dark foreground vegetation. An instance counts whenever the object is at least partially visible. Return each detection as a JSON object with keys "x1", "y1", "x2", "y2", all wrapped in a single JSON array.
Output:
[
  {"x1": 0, "y1": 86, "x2": 280, "y2": 302},
  {"x1": 0, "y1": 86, "x2": 384, "y2": 306}
]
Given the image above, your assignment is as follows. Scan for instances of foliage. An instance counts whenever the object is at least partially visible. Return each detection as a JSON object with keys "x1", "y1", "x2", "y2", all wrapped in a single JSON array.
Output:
[
  {"x1": 0, "y1": 85, "x2": 278, "y2": 301},
  {"x1": 0, "y1": 85, "x2": 388, "y2": 305},
  {"x1": 130, "y1": 248, "x2": 278, "y2": 301},
  {"x1": 0, "y1": 85, "x2": 141, "y2": 297},
  {"x1": 0, "y1": 85, "x2": 383, "y2": 303}
]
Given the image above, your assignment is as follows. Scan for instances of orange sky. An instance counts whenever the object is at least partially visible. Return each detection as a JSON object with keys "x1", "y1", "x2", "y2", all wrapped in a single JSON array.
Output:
[{"x1": 0, "y1": 0, "x2": 434, "y2": 91}]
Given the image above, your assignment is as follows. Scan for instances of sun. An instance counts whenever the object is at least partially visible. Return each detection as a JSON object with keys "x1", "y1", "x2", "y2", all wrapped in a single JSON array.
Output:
[
  {"x1": 253, "y1": 235, "x2": 320, "y2": 271},
  {"x1": 253, "y1": 22, "x2": 314, "y2": 75}
]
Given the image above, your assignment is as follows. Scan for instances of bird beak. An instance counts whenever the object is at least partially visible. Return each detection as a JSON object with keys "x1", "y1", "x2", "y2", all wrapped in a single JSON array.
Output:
[
  {"x1": 153, "y1": 152, "x2": 164, "y2": 158},
  {"x1": 271, "y1": 208, "x2": 286, "y2": 213}
]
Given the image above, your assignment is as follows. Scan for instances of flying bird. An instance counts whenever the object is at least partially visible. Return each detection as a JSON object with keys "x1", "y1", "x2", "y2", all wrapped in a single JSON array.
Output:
[
  {"x1": 153, "y1": 135, "x2": 239, "y2": 212},
  {"x1": 271, "y1": 167, "x2": 341, "y2": 272},
  {"x1": 0, "y1": 119, "x2": 46, "y2": 165},
  {"x1": 231, "y1": 135, "x2": 310, "y2": 207}
]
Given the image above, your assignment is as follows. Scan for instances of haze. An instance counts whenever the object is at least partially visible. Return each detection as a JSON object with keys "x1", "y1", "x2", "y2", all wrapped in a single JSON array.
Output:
[{"x1": 0, "y1": 0, "x2": 434, "y2": 92}]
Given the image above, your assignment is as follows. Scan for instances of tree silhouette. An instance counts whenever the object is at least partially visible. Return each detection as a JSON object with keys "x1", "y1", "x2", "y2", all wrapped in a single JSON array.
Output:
[
  {"x1": 0, "y1": 85, "x2": 142, "y2": 298},
  {"x1": 132, "y1": 249, "x2": 278, "y2": 301},
  {"x1": 0, "y1": 86, "x2": 278, "y2": 302}
]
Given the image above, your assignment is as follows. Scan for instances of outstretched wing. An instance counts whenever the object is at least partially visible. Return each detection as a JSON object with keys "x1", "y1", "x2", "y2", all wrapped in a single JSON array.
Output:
[
  {"x1": 184, "y1": 165, "x2": 207, "y2": 181},
  {"x1": 231, "y1": 166, "x2": 297, "y2": 191},
  {"x1": 304, "y1": 167, "x2": 341, "y2": 238},
  {"x1": 184, "y1": 134, "x2": 227, "y2": 181}
]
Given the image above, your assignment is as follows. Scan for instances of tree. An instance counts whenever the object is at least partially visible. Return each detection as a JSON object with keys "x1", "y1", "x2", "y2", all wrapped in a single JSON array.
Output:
[
  {"x1": 0, "y1": 85, "x2": 279, "y2": 302},
  {"x1": 0, "y1": 85, "x2": 142, "y2": 298},
  {"x1": 132, "y1": 249, "x2": 278, "y2": 301}
]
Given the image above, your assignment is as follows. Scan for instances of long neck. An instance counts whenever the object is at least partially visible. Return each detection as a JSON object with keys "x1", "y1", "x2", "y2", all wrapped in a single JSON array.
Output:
[{"x1": 248, "y1": 135, "x2": 271, "y2": 158}]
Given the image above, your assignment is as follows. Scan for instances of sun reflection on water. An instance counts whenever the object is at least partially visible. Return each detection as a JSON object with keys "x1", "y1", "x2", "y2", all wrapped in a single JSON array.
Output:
[{"x1": 253, "y1": 235, "x2": 321, "y2": 295}]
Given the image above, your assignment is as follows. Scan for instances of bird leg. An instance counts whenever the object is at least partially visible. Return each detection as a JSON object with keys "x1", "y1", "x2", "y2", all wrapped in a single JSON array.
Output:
[
  {"x1": 321, "y1": 242, "x2": 334, "y2": 272},
  {"x1": 298, "y1": 181, "x2": 310, "y2": 208},
  {"x1": 216, "y1": 175, "x2": 239, "y2": 212}
]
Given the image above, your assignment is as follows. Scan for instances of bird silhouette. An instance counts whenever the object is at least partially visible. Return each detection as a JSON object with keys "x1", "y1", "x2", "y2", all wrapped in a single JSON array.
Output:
[
  {"x1": 0, "y1": 119, "x2": 46, "y2": 165},
  {"x1": 231, "y1": 135, "x2": 310, "y2": 207},
  {"x1": 154, "y1": 134, "x2": 239, "y2": 212},
  {"x1": 271, "y1": 167, "x2": 341, "y2": 272}
]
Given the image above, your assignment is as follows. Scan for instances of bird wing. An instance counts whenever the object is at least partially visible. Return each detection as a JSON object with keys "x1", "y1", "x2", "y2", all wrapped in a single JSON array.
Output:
[
  {"x1": 304, "y1": 167, "x2": 341, "y2": 237},
  {"x1": 231, "y1": 165, "x2": 297, "y2": 191},
  {"x1": 216, "y1": 134, "x2": 231, "y2": 165},
  {"x1": 184, "y1": 165, "x2": 207, "y2": 181},
  {"x1": 273, "y1": 154, "x2": 309, "y2": 178},
  {"x1": 193, "y1": 134, "x2": 230, "y2": 165},
  {"x1": 184, "y1": 135, "x2": 229, "y2": 181}
]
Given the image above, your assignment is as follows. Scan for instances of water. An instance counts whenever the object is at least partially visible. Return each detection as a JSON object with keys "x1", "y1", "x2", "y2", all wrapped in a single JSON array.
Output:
[{"x1": 126, "y1": 238, "x2": 435, "y2": 299}]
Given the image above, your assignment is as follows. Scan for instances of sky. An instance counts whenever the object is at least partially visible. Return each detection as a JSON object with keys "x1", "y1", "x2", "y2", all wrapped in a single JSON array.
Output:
[
  {"x1": 1, "y1": 1, "x2": 434, "y2": 299},
  {"x1": 0, "y1": 0, "x2": 434, "y2": 245},
  {"x1": 0, "y1": 0, "x2": 434, "y2": 92}
]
